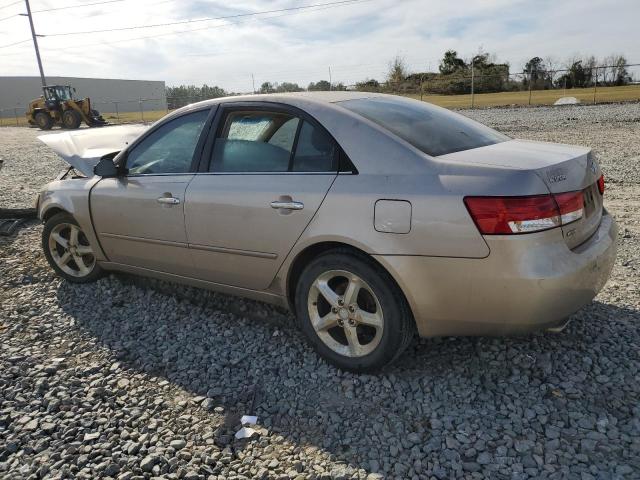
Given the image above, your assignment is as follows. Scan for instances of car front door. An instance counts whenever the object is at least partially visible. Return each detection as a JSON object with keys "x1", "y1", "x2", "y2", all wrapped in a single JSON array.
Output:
[
  {"x1": 91, "y1": 108, "x2": 211, "y2": 276},
  {"x1": 184, "y1": 104, "x2": 338, "y2": 290}
]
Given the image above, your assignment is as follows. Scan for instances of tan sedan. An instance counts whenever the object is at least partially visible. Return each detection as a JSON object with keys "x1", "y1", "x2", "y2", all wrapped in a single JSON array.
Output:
[{"x1": 37, "y1": 92, "x2": 617, "y2": 371}]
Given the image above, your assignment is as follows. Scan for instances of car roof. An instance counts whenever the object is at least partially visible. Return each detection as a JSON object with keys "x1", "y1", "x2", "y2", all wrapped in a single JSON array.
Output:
[{"x1": 184, "y1": 90, "x2": 382, "y2": 110}]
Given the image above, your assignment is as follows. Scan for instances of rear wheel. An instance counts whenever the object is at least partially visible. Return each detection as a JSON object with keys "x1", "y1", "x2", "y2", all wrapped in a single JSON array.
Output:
[
  {"x1": 295, "y1": 251, "x2": 414, "y2": 372},
  {"x1": 42, "y1": 212, "x2": 104, "y2": 283},
  {"x1": 62, "y1": 110, "x2": 81, "y2": 129},
  {"x1": 35, "y1": 112, "x2": 53, "y2": 130}
]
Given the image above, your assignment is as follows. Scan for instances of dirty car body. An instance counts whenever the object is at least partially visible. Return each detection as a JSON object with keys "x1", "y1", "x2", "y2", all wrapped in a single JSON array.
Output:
[{"x1": 37, "y1": 92, "x2": 617, "y2": 371}]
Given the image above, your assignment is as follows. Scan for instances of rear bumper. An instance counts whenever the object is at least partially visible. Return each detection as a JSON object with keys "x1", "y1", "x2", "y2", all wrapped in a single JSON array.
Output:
[{"x1": 375, "y1": 210, "x2": 618, "y2": 337}]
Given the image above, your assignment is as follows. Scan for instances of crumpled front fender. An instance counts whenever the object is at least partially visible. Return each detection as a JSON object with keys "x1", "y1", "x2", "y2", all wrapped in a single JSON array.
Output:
[{"x1": 38, "y1": 177, "x2": 107, "y2": 262}]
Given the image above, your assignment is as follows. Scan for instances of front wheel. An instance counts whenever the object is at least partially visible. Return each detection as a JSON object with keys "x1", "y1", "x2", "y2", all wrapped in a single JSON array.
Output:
[
  {"x1": 42, "y1": 212, "x2": 104, "y2": 283},
  {"x1": 62, "y1": 110, "x2": 81, "y2": 129},
  {"x1": 295, "y1": 251, "x2": 414, "y2": 372}
]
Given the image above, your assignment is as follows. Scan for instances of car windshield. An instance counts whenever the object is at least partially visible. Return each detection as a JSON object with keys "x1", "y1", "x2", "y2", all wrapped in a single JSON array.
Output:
[{"x1": 338, "y1": 96, "x2": 509, "y2": 156}]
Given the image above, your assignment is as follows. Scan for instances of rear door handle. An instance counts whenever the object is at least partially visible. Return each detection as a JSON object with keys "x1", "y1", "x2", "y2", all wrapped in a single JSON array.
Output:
[
  {"x1": 157, "y1": 196, "x2": 180, "y2": 205},
  {"x1": 270, "y1": 200, "x2": 304, "y2": 210}
]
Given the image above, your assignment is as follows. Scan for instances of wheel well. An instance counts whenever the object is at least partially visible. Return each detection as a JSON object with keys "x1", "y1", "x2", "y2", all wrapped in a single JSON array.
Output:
[
  {"x1": 286, "y1": 242, "x2": 413, "y2": 323},
  {"x1": 42, "y1": 207, "x2": 67, "y2": 223}
]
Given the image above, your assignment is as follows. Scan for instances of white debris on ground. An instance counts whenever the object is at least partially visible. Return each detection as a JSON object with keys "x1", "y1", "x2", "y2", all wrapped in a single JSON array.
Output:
[
  {"x1": 1, "y1": 102, "x2": 639, "y2": 479},
  {"x1": 554, "y1": 96, "x2": 581, "y2": 105}
]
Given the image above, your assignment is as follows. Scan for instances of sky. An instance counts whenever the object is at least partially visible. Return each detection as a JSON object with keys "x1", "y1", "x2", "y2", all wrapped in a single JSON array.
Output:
[{"x1": 1, "y1": 0, "x2": 639, "y2": 93}]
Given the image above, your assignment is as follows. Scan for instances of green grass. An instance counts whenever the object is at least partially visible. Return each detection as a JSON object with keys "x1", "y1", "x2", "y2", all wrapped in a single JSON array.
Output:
[
  {"x1": 405, "y1": 84, "x2": 640, "y2": 108},
  {"x1": 0, "y1": 115, "x2": 29, "y2": 127},
  {"x1": 0, "y1": 109, "x2": 170, "y2": 128},
  {"x1": 100, "y1": 109, "x2": 169, "y2": 124}
]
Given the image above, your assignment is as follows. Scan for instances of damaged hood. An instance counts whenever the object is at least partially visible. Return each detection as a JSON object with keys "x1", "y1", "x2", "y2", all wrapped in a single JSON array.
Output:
[{"x1": 38, "y1": 124, "x2": 148, "y2": 177}]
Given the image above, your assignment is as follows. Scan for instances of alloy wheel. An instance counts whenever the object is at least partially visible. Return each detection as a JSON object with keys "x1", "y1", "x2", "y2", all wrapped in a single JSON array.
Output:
[
  {"x1": 307, "y1": 269, "x2": 384, "y2": 357},
  {"x1": 48, "y1": 223, "x2": 96, "y2": 277}
]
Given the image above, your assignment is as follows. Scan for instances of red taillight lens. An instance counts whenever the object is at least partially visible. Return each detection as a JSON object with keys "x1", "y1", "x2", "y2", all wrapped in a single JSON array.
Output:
[
  {"x1": 554, "y1": 191, "x2": 584, "y2": 225},
  {"x1": 597, "y1": 174, "x2": 605, "y2": 195},
  {"x1": 464, "y1": 191, "x2": 584, "y2": 235}
]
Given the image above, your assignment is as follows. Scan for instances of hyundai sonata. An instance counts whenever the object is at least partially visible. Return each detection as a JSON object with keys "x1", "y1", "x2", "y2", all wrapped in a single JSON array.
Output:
[{"x1": 36, "y1": 92, "x2": 617, "y2": 371}]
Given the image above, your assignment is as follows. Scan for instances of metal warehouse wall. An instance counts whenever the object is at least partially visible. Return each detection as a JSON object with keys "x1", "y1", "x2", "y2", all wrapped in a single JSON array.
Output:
[{"x1": 0, "y1": 76, "x2": 166, "y2": 118}]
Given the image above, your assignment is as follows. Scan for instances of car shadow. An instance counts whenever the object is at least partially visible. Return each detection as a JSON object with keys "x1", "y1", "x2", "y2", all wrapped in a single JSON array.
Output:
[{"x1": 56, "y1": 272, "x2": 640, "y2": 477}]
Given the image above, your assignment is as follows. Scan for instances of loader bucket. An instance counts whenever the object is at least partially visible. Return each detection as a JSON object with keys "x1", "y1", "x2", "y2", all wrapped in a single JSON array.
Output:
[{"x1": 87, "y1": 114, "x2": 108, "y2": 127}]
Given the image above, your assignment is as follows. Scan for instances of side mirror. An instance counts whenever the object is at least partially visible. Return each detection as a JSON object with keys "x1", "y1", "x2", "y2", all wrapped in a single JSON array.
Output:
[{"x1": 93, "y1": 157, "x2": 120, "y2": 177}]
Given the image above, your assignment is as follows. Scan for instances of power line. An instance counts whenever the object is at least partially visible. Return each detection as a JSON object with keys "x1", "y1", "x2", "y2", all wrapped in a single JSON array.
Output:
[
  {"x1": 1, "y1": 0, "x2": 125, "y2": 21},
  {"x1": 32, "y1": 0, "x2": 125, "y2": 13},
  {"x1": 0, "y1": 38, "x2": 31, "y2": 49},
  {"x1": 0, "y1": 0, "x2": 21, "y2": 11},
  {"x1": 32, "y1": 0, "x2": 370, "y2": 54},
  {"x1": 41, "y1": 0, "x2": 368, "y2": 37}
]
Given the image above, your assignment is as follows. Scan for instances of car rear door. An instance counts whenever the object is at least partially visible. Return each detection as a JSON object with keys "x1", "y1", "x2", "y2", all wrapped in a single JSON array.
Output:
[
  {"x1": 184, "y1": 103, "x2": 338, "y2": 290},
  {"x1": 91, "y1": 107, "x2": 212, "y2": 276}
]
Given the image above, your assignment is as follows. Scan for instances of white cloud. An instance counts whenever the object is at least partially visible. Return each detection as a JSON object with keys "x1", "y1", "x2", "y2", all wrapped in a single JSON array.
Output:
[{"x1": 0, "y1": 0, "x2": 638, "y2": 91}]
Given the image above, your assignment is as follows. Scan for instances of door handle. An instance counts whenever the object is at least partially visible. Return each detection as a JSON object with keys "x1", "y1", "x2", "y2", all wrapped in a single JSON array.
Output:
[
  {"x1": 157, "y1": 196, "x2": 180, "y2": 205},
  {"x1": 270, "y1": 200, "x2": 304, "y2": 210}
]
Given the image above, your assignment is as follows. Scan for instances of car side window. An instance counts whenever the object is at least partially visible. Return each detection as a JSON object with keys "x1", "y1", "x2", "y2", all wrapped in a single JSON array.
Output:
[
  {"x1": 291, "y1": 121, "x2": 336, "y2": 172},
  {"x1": 127, "y1": 109, "x2": 209, "y2": 175},
  {"x1": 211, "y1": 111, "x2": 299, "y2": 173}
]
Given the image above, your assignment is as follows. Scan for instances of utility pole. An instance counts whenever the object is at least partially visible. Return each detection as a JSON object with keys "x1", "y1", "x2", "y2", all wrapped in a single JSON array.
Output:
[
  {"x1": 22, "y1": 0, "x2": 46, "y2": 88},
  {"x1": 470, "y1": 58, "x2": 475, "y2": 109},
  {"x1": 328, "y1": 66, "x2": 332, "y2": 91},
  {"x1": 528, "y1": 66, "x2": 533, "y2": 105},
  {"x1": 593, "y1": 66, "x2": 598, "y2": 104},
  {"x1": 251, "y1": 74, "x2": 255, "y2": 94}
]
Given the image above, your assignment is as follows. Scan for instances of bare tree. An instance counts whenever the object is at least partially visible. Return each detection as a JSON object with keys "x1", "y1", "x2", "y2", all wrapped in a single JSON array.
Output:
[
  {"x1": 544, "y1": 55, "x2": 558, "y2": 85},
  {"x1": 601, "y1": 55, "x2": 615, "y2": 84},
  {"x1": 387, "y1": 55, "x2": 409, "y2": 88}
]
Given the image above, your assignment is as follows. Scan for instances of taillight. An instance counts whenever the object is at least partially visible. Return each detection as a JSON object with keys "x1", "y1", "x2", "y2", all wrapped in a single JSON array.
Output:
[
  {"x1": 597, "y1": 174, "x2": 605, "y2": 195},
  {"x1": 464, "y1": 191, "x2": 584, "y2": 235},
  {"x1": 554, "y1": 191, "x2": 584, "y2": 225}
]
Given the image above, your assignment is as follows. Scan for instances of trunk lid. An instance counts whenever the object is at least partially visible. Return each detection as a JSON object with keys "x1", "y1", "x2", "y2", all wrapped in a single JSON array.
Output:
[{"x1": 438, "y1": 139, "x2": 603, "y2": 248}]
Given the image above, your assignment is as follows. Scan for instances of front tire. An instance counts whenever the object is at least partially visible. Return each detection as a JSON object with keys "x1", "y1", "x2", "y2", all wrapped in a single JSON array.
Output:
[
  {"x1": 42, "y1": 212, "x2": 104, "y2": 283},
  {"x1": 295, "y1": 250, "x2": 414, "y2": 372},
  {"x1": 62, "y1": 110, "x2": 81, "y2": 129}
]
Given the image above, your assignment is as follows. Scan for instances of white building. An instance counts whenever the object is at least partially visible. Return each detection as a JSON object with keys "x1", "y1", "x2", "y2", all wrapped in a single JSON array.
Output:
[{"x1": 0, "y1": 76, "x2": 166, "y2": 118}]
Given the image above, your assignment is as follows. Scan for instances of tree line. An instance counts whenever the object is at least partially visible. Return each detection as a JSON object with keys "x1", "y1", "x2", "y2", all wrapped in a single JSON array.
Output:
[{"x1": 166, "y1": 50, "x2": 633, "y2": 105}]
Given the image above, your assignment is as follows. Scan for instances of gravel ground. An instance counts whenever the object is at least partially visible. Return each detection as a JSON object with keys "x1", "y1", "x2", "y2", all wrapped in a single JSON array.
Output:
[{"x1": 1, "y1": 103, "x2": 639, "y2": 479}]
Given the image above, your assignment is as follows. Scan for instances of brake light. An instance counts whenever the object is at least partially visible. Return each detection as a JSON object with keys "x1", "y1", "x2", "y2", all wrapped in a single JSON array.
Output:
[
  {"x1": 554, "y1": 191, "x2": 584, "y2": 225},
  {"x1": 597, "y1": 174, "x2": 605, "y2": 195},
  {"x1": 464, "y1": 191, "x2": 584, "y2": 235}
]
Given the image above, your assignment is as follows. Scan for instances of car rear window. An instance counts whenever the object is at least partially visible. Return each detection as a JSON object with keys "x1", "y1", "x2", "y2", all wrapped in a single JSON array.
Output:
[{"x1": 338, "y1": 96, "x2": 509, "y2": 157}]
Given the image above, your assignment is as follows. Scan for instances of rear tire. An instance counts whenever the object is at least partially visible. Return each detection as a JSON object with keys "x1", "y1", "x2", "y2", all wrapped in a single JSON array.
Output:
[
  {"x1": 62, "y1": 110, "x2": 81, "y2": 129},
  {"x1": 294, "y1": 250, "x2": 414, "y2": 372},
  {"x1": 42, "y1": 212, "x2": 104, "y2": 283},
  {"x1": 35, "y1": 112, "x2": 53, "y2": 130}
]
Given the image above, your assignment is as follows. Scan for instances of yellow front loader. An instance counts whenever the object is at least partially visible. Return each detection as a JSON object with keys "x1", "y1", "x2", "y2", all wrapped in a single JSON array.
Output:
[{"x1": 26, "y1": 85, "x2": 107, "y2": 130}]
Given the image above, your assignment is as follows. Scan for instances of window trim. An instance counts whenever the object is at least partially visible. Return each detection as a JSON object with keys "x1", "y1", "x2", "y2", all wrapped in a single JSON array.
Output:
[
  {"x1": 117, "y1": 105, "x2": 217, "y2": 177},
  {"x1": 198, "y1": 101, "x2": 351, "y2": 175}
]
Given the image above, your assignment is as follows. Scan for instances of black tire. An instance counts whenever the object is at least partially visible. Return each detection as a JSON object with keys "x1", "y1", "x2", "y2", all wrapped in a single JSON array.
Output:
[
  {"x1": 62, "y1": 110, "x2": 82, "y2": 129},
  {"x1": 42, "y1": 212, "x2": 104, "y2": 283},
  {"x1": 294, "y1": 249, "x2": 414, "y2": 372},
  {"x1": 35, "y1": 112, "x2": 53, "y2": 130}
]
